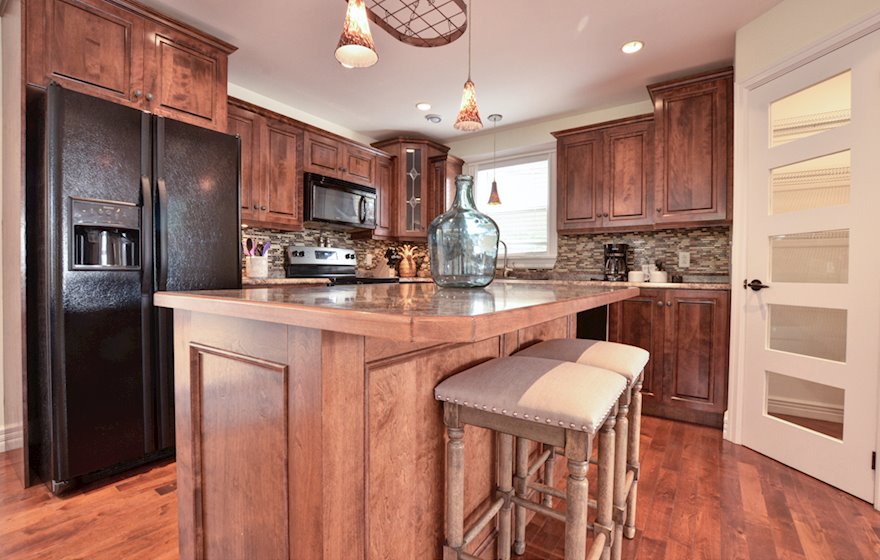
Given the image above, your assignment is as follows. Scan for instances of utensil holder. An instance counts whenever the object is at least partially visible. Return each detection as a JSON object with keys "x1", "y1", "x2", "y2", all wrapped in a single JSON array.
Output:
[{"x1": 245, "y1": 256, "x2": 269, "y2": 278}]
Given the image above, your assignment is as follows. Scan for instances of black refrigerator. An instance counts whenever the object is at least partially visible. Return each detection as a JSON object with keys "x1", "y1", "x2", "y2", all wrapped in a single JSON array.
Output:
[{"x1": 25, "y1": 84, "x2": 241, "y2": 493}]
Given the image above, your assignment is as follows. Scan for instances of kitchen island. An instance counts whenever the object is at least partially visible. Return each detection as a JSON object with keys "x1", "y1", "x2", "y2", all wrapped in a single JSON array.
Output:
[{"x1": 154, "y1": 282, "x2": 638, "y2": 560}]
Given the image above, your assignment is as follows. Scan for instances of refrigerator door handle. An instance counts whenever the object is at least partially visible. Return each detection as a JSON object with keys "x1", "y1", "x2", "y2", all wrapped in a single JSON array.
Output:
[
  {"x1": 140, "y1": 175, "x2": 154, "y2": 293},
  {"x1": 156, "y1": 177, "x2": 169, "y2": 291}
]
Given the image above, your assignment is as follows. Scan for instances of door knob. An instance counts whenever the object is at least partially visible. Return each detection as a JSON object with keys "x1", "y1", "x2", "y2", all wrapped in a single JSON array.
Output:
[{"x1": 744, "y1": 279, "x2": 770, "y2": 291}]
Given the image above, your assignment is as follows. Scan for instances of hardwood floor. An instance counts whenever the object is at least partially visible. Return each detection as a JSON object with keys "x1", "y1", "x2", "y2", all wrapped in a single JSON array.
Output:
[{"x1": 1, "y1": 416, "x2": 878, "y2": 559}]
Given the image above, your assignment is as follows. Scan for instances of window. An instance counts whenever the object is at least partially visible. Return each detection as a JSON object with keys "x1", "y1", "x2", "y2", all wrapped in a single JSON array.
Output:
[{"x1": 467, "y1": 151, "x2": 557, "y2": 268}]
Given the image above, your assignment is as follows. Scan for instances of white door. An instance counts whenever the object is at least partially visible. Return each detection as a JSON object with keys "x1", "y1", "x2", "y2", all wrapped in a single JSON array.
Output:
[{"x1": 741, "y1": 30, "x2": 880, "y2": 502}]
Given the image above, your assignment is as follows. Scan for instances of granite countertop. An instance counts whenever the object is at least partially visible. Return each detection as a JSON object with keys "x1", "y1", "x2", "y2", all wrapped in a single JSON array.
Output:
[
  {"x1": 242, "y1": 276, "x2": 331, "y2": 286},
  {"x1": 496, "y1": 278, "x2": 731, "y2": 290},
  {"x1": 155, "y1": 282, "x2": 638, "y2": 343}
]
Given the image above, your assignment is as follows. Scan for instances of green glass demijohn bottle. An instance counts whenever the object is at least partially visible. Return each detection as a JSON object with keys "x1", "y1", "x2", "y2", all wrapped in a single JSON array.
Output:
[{"x1": 427, "y1": 174, "x2": 499, "y2": 288}]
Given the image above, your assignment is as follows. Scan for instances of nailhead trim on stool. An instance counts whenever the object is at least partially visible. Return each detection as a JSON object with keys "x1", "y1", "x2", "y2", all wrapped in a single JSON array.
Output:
[
  {"x1": 435, "y1": 356, "x2": 626, "y2": 560},
  {"x1": 514, "y1": 339, "x2": 648, "y2": 559}
]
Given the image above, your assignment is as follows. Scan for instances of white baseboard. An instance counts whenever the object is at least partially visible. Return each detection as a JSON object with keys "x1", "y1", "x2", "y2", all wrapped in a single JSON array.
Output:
[
  {"x1": 0, "y1": 424, "x2": 23, "y2": 453},
  {"x1": 767, "y1": 396, "x2": 844, "y2": 424}
]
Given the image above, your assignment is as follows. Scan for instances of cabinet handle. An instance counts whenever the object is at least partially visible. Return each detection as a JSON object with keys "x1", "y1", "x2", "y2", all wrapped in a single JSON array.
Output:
[
  {"x1": 666, "y1": 301, "x2": 672, "y2": 307},
  {"x1": 656, "y1": 300, "x2": 663, "y2": 307},
  {"x1": 145, "y1": 92, "x2": 154, "y2": 101},
  {"x1": 133, "y1": 89, "x2": 143, "y2": 98}
]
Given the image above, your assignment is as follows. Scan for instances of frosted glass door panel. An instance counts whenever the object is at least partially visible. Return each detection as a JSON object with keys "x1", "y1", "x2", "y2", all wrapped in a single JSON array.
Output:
[
  {"x1": 770, "y1": 151, "x2": 850, "y2": 214},
  {"x1": 766, "y1": 371, "x2": 844, "y2": 440},
  {"x1": 770, "y1": 229, "x2": 848, "y2": 284},
  {"x1": 768, "y1": 304, "x2": 847, "y2": 362},
  {"x1": 769, "y1": 71, "x2": 851, "y2": 147}
]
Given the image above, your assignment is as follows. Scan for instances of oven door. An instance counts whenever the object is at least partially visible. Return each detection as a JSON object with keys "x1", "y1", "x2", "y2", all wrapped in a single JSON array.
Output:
[{"x1": 304, "y1": 173, "x2": 377, "y2": 229}]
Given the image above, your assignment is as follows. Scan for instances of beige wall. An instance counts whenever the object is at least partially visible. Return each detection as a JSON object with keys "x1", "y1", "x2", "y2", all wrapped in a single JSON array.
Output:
[
  {"x1": 227, "y1": 82, "x2": 377, "y2": 146},
  {"x1": 444, "y1": 100, "x2": 653, "y2": 162},
  {"x1": 735, "y1": 0, "x2": 880, "y2": 83}
]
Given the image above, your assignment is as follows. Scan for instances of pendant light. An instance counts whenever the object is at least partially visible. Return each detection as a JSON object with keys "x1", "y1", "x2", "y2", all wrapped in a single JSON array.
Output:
[
  {"x1": 454, "y1": 0, "x2": 483, "y2": 131},
  {"x1": 487, "y1": 114, "x2": 502, "y2": 205},
  {"x1": 335, "y1": 0, "x2": 378, "y2": 69}
]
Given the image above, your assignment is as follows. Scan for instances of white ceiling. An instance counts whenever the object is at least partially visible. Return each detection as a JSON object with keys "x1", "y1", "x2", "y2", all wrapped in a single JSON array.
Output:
[{"x1": 142, "y1": 0, "x2": 782, "y2": 142}]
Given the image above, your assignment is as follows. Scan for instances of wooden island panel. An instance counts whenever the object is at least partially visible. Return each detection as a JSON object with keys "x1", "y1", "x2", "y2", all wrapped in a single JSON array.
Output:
[{"x1": 158, "y1": 282, "x2": 636, "y2": 559}]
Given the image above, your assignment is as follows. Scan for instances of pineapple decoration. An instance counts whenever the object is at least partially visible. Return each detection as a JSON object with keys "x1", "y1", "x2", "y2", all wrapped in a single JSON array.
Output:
[{"x1": 398, "y1": 244, "x2": 417, "y2": 278}]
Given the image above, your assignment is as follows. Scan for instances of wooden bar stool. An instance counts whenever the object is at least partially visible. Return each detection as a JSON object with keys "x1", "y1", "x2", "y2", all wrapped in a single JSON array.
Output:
[
  {"x1": 435, "y1": 356, "x2": 627, "y2": 560},
  {"x1": 514, "y1": 339, "x2": 649, "y2": 558}
]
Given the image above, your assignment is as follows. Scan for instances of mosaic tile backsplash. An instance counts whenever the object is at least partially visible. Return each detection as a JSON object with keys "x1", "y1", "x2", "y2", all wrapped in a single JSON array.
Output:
[
  {"x1": 554, "y1": 226, "x2": 731, "y2": 277},
  {"x1": 242, "y1": 225, "x2": 731, "y2": 279}
]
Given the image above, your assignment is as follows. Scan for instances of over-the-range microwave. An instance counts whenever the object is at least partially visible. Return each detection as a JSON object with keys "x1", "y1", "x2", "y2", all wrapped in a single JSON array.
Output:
[{"x1": 303, "y1": 172, "x2": 377, "y2": 230}]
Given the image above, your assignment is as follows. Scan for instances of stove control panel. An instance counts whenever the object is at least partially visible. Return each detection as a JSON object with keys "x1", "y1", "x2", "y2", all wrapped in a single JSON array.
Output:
[{"x1": 286, "y1": 246, "x2": 356, "y2": 266}]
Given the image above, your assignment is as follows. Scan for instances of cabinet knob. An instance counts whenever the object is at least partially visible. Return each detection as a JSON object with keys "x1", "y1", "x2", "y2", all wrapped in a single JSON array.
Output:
[
  {"x1": 133, "y1": 89, "x2": 143, "y2": 98},
  {"x1": 253, "y1": 204, "x2": 259, "y2": 210},
  {"x1": 603, "y1": 212, "x2": 609, "y2": 218},
  {"x1": 145, "y1": 92, "x2": 154, "y2": 101},
  {"x1": 656, "y1": 207, "x2": 662, "y2": 213},
  {"x1": 656, "y1": 300, "x2": 664, "y2": 307},
  {"x1": 666, "y1": 301, "x2": 672, "y2": 307},
  {"x1": 261, "y1": 205, "x2": 267, "y2": 211}
]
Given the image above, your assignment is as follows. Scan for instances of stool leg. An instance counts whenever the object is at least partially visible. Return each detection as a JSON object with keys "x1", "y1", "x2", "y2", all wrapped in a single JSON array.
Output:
[
  {"x1": 597, "y1": 410, "x2": 616, "y2": 560},
  {"x1": 444, "y1": 404, "x2": 464, "y2": 560},
  {"x1": 625, "y1": 377, "x2": 643, "y2": 539},
  {"x1": 498, "y1": 433, "x2": 514, "y2": 560},
  {"x1": 612, "y1": 391, "x2": 631, "y2": 560},
  {"x1": 542, "y1": 443, "x2": 555, "y2": 508},
  {"x1": 563, "y1": 431, "x2": 591, "y2": 560},
  {"x1": 513, "y1": 437, "x2": 529, "y2": 555}
]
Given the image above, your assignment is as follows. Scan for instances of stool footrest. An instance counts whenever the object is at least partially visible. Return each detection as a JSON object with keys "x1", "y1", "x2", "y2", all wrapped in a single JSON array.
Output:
[
  {"x1": 586, "y1": 534, "x2": 607, "y2": 560},
  {"x1": 527, "y1": 480, "x2": 566, "y2": 500},
  {"x1": 462, "y1": 496, "x2": 505, "y2": 547},
  {"x1": 527, "y1": 447, "x2": 554, "y2": 478},
  {"x1": 511, "y1": 495, "x2": 566, "y2": 523}
]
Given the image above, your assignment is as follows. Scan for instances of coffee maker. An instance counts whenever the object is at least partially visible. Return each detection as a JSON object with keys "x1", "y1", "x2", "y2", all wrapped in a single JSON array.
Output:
[{"x1": 603, "y1": 243, "x2": 628, "y2": 281}]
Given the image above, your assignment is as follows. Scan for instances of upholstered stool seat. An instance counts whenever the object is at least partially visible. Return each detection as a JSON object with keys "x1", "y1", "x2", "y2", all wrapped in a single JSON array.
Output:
[
  {"x1": 515, "y1": 339, "x2": 649, "y2": 555},
  {"x1": 435, "y1": 356, "x2": 626, "y2": 560}
]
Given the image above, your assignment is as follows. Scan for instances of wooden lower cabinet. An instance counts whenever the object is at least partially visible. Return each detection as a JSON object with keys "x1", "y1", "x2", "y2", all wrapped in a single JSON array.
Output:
[{"x1": 609, "y1": 288, "x2": 730, "y2": 427}]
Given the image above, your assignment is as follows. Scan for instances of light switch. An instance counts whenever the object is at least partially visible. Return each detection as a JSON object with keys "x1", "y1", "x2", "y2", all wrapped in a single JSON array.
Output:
[{"x1": 678, "y1": 251, "x2": 690, "y2": 268}]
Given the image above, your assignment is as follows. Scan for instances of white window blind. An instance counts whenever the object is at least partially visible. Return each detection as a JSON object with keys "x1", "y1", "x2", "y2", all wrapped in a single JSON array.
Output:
[{"x1": 470, "y1": 151, "x2": 557, "y2": 267}]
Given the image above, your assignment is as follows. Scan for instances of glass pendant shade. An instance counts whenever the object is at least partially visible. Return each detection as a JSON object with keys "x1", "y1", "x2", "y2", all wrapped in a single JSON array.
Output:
[
  {"x1": 487, "y1": 180, "x2": 501, "y2": 205},
  {"x1": 454, "y1": 80, "x2": 483, "y2": 131},
  {"x1": 428, "y1": 175, "x2": 499, "y2": 288},
  {"x1": 335, "y1": 0, "x2": 378, "y2": 69}
]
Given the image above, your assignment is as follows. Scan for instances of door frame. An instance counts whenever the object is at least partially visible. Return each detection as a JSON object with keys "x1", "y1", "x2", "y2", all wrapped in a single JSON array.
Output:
[{"x1": 727, "y1": 10, "x2": 880, "y2": 509}]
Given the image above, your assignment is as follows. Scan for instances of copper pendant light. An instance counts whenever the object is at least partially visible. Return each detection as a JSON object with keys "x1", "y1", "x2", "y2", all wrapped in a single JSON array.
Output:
[
  {"x1": 487, "y1": 113, "x2": 502, "y2": 205},
  {"x1": 454, "y1": 0, "x2": 483, "y2": 131},
  {"x1": 335, "y1": 0, "x2": 379, "y2": 68}
]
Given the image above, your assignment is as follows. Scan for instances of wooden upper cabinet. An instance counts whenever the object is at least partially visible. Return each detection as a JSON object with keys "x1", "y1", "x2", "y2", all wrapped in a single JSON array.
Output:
[
  {"x1": 26, "y1": 0, "x2": 235, "y2": 131},
  {"x1": 557, "y1": 130, "x2": 602, "y2": 232},
  {"x1": 304, "y1": 132, "x2": 376, "y2": 186},
  {"x1": 228, "y1": 98, "x2": 303, "y2": 231},
  {"x1": 227, "y1": 102, "x2": 261, "y2": 223},
  {"x1": 648, "y1": 68, "x2": 733, "y2": 224},
  {"x1": 143, "y1": 21, "x2": 229, "y2": 129},
  {"x1": 555, "y1": 114, "x2": 653, "y2": 233},
  {"x1": 304, "y1": 132, "x2": 341, "y2": 176},
  {"x1": 604, "y1": 119, "x2": 653, "y2": 228},
  {"x1": 373, "y1": 156, "x2": 395, "y2": 238},
  {"x1": 27, "y1": 0, "x2": 145, "y2": 106},
  {"x1": 263, "y1": 119, "x2": 303, "y2": 230}
]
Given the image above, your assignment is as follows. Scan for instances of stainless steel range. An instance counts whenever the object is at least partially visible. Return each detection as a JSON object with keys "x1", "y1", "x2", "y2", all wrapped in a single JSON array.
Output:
[{"x1": 285, "y1": 246, "x2": 399, "y2": 285}]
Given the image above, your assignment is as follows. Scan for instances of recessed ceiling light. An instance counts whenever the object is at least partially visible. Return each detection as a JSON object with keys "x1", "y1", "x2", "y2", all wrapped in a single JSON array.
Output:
[
  {"x1": 416, "y1": 102, "x2": 432, "y2": 111},
  {"x1": 621, "y1": 40, "x2": 644, "y2": 54},
  {"x1": 425, "y1": 114, "x2": 442, "y2": 124}
]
